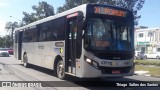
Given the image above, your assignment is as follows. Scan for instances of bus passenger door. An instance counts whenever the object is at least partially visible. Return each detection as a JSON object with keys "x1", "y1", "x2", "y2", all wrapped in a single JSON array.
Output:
[
  {"x1": 18, "y1": 31, "x2": 23, "y2": 60},
  {"x1": 67, "y1": 18, "x2": 77, "y2": 74},
  {"x1": 65, "y1": 12, "x2": 83, "y2": 75}
]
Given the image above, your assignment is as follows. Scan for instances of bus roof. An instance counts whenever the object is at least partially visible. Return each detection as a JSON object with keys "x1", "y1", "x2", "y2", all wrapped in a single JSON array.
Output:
[
  {"x1": 15, "y1": 3, "x2": 132, "y2": 31},
  {"x1": 15, "y1": 4, "x2": 88, "y2": 31}
]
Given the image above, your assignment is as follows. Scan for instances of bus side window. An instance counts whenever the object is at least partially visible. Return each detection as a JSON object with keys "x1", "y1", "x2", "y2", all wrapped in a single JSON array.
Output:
[
  {"x1": 51, "y1": 20, "x2": 57, "y2": 41},
  {"x1": 50, "y1": 33, "x2": 57, "y2": 40},
  {"x1": 39, "y1": 21, "x2": 52, "y2": 41},
  {"x1": 23, "y1": 28, "x2": 37, "y2": 42}
]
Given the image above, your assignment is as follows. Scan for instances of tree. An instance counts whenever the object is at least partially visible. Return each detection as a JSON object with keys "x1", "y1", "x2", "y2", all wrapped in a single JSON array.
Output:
[
  {"x1": 32, "y1": 1, "x2": 54, "y2": 18},
  {"x1": 22, "y1": 12, "x2": 37, "y2": 25},
  {"x1": 4, "y1": 22, "x2": 18, "y2": 48},
  {"x1": 0, "y1": 35, "x2": 12, "y2": 48},
  {"x1": 57, "y1": 0, "x2": 145, "y2": 26},
  {"x1": 0, "y1": 37, "x2": 5, "y2": 47},
  {"x1": 22, "y1": 1, "x2": 54, "y2": 25},
  {"x1": 4, "y1": 35, "x2": 12, "y2": 48},
  {"x1": 57, "y1": 0, "x2": 81, "y2": 13}
]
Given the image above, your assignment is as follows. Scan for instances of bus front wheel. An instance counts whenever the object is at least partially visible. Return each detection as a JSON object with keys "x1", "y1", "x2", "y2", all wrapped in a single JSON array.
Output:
[
  {"x1": 23, "y1": 54, "x2": 29, "y2": 68},
  {"x1": 55, "y1": 60, "x2": 66, "y2": 79}
]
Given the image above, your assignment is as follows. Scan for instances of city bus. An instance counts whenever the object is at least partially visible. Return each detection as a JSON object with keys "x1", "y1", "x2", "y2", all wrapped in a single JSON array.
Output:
[{"x1": 14, "y1": 4, "x2": 135, "y2": 79}]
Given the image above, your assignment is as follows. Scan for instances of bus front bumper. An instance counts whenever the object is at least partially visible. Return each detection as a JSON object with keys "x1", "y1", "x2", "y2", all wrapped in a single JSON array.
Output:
[{"x1": 82, "y1": 61, "x2": 135, "y2": 78}]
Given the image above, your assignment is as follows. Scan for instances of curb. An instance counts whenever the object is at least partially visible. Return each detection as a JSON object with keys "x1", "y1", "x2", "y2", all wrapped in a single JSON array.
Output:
[{"x1": 134, "y1": 71, "x2": 151, "y2": 77}]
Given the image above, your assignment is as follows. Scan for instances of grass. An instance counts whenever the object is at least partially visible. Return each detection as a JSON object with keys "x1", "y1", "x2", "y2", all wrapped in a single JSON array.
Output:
[
  {"x1": 135, "y1": 60, "x2": 160, "y2": 77},
  {"x1": 135, "y1": 65, "x2": 160, "y2": 77},
  {"x1": 135, "y1": 60, "x2": 160, "y2": 66}
]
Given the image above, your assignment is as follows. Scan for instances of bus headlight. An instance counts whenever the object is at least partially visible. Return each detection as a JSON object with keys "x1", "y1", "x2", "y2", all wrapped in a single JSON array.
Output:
[
  {"x1": 92, "y1": 61, "x2": 98, "y2": 67},
  {"x1": 84, "y1": 56, "x2": 99, "y2": 69},
  {"x1": 86, "y1": 58, "x2": 92, "y2": 63}
]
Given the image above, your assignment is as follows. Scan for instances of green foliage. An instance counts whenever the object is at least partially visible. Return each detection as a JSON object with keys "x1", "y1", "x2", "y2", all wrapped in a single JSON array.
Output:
[
  {"x1": 22, "y1": 1, "x2": 54, "y2": 25},
  {"x1": 0, "y1": 37, "x2": 5, "y2": 47},
  {"x1": 57, "y1": 0, "x2": 80, "y2": 13},
  {"x1": 5, "y1": 22, "x2": 18, "y2": 33},
  {"x1": 32, "y1": 1, "x2": 54, "y2": 18},
  {"x1": 135, "y1": 60, "x2": 160, "y2": 77},
  {"x1": 22, "y1": 12, "x2": 37, "y2": 25},
  {"x1": 0, "y1": 35, "x2": 12, "y2": 48},
  {"x1": 57, "y1": 0, "x2": 145, "y2": 25},
  {"x1": 135, "y1": 60, "x2": 160, "y2": 67},
  {"x1": 135, "y1": 65, "x2": 160, "y2": 77},
  {"x1": 4, "y1": 22, "x2": 18, "y2": 48}
]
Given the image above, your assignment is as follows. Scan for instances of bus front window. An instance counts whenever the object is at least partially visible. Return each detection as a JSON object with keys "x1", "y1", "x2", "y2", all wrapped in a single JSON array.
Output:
[{"x1": 85, "y1": 18, "x2": 133, "y2": 52}]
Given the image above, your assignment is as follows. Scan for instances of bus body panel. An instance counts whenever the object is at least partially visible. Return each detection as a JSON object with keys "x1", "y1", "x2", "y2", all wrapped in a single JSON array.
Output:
[
  {"x1": 22, "y1": 43, "x2": 35, "y2": 64},
  {"x1": 14, "y1": 43, "x2": 18, "y2": 59},
  {"x1": 14, "y1": 4, "x2": 134, "y2": 78},
  {"x1": 22, "y1": 41, "x2": 65, "y2": 70},
  {"x1": 80, "y1": 49, "x2": 134, "y2": 78}
]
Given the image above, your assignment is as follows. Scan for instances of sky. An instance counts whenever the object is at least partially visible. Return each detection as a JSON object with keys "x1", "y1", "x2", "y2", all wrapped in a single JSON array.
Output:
[
  {"x1": 0, "y1": 0, "x2": 160, "y2": 36},
  {"x1": 0, "y1": 0, "x2": 65, "y2": 36},
  {"x1": 138, "y1": 0, "x2": 160, "y2": 28}
]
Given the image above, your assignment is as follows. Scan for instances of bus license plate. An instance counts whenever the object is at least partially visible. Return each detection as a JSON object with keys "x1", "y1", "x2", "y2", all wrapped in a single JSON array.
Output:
[{"x1": 112, "y1": 70, "x2": 121, "y2": 74}]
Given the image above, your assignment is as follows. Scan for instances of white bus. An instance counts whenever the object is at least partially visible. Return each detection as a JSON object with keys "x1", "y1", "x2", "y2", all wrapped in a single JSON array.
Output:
[{"x1": 14, "y1": 4, "x2": 135, "y2": 79}]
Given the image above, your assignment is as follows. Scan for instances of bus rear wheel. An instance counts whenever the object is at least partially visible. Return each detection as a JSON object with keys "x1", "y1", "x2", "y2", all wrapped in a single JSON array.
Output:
[
  {"x1": 23, "y1": 54, "x2": 29, "y2": 68},
  {"x1": 55, "y1": 60, "x2": 66, "y2": 79}
]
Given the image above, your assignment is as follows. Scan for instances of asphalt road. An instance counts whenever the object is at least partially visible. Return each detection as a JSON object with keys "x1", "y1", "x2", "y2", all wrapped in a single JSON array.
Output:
[{"x1": 0, "y1": 55, "x2": 160, "y2": 90}]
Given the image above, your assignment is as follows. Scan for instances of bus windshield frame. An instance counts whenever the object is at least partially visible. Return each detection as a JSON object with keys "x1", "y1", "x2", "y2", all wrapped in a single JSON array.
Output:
[{"x1": 84, "y1": 13, "x2": 134, "y2": 52}]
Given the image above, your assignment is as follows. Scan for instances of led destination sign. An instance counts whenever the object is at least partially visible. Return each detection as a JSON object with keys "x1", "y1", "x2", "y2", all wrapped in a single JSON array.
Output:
[{"x1": 94, "y1": 7, "x2": 127, "y2": 17}]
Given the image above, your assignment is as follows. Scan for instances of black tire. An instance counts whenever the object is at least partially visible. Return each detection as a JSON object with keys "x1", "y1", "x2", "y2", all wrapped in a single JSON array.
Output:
[
  {"x1": 23, "y1": 54, "x2": 29, "y2": 68},
  {"x1": 156, "y1": 56, "x2": 160, "y2": 59},
  {"x1": 54, "y1": 60, "x2": 66, "y2": 79}
]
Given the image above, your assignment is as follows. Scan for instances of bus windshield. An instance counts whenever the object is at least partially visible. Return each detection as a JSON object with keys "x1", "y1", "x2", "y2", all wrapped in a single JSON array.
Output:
[{"x1": 85, "y1": 17, "x2": 134, "y2": 52}]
